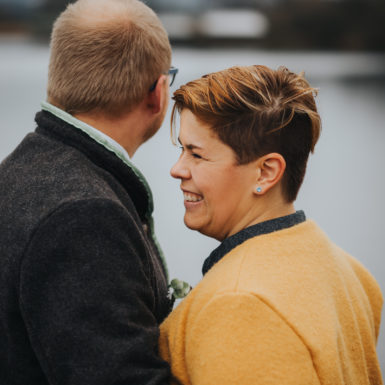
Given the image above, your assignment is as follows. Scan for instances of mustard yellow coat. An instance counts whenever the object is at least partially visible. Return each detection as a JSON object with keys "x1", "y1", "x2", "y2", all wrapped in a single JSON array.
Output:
[{"x1": 159, "y1": 220, "x2": 383, "y2": 385}]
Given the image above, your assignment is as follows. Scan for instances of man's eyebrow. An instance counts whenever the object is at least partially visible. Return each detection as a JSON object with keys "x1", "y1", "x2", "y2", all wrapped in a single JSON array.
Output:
[{"x1": 177, "y1": 137, "x2": 202, "y2": 150}]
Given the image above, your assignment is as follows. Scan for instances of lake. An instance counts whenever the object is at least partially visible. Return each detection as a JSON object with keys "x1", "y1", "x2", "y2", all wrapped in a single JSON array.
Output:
[{"x1": 1, "y1": 36, "x2": 385, "y2": 372}]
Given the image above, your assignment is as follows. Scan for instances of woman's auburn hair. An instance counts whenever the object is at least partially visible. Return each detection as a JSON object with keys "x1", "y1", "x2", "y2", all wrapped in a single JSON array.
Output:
[
  {"x1": 171, "y1": 65, "x2": 321, "y2": 203},
  {"x1": 47, "y1": 0, "x2": 171, "y2": 116}
]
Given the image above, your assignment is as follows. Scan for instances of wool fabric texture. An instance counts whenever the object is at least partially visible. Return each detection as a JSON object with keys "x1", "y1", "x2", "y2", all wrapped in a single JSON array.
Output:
[
  {"x1": 0, "y1": 110, "x2": 172, "y2": 385},
  {"x1": 159, "y1": 220, "x2": 383, "y2": 385}
]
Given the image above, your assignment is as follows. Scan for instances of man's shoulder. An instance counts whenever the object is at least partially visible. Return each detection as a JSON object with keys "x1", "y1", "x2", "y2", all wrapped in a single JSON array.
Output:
[
  {"x1": 1, "y1": 129, "x2": 125, "y2": 201},
  {"x1": 0, "y1": 130, "x2": 139, "y2": 259}
]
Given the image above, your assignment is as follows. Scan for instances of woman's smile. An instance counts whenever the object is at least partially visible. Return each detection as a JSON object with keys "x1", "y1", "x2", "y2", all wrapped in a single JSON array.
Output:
[{"x1": 182, "y1": 190, "x2": 203, "y2": 203}]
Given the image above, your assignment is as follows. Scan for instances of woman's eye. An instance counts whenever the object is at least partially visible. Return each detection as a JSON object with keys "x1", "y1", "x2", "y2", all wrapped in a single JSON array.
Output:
[{"x1": 192, "y1": 153, "x2": 202, "y2": 159}]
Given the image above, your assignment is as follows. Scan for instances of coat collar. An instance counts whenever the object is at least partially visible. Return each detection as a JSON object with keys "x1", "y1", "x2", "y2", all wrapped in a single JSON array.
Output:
[
  {"x1": 35, "y1": 108, "x2": 169, "y2": 279},
  {"x1": 41, "y1": 101, "x2": 132, "y2": 165},
  {"x1": 202, "y1": 211, "x2": 306, "y2": 275},
  {"x1": 35, "y1": 109, "x2": 153, "y2": 221}
]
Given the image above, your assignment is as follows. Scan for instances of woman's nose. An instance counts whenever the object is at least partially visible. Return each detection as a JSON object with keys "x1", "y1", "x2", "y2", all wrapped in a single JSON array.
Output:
[{"x1": 170, "y1": 157, "x2": 190, "y2": 179}]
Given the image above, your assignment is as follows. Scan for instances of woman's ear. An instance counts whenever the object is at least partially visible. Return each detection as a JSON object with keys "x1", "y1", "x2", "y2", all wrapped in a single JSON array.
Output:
[{"x1": 253, "y1": 153, "x2": 286, "y2": 195}]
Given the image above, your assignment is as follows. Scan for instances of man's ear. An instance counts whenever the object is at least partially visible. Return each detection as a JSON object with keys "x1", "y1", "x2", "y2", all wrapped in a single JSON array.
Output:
[
  {"x1": 146, "y1": 74, "x2": 167, "y2": 114},
  {"x1": 253, "y1": 153, "x2": 286, "y2": 195}
]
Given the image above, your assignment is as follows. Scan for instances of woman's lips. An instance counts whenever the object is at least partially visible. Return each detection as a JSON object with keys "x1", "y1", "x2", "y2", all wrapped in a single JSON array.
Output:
[
  {"x1": 181, "y1": 190, "x2": 203, "y2": 207},
  {"x1": 183, "y1": 192, "x2": 203, "y2": 202}
]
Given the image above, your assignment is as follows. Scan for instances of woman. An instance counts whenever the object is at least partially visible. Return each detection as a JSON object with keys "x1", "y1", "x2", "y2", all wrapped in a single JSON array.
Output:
[{"x1": 159, "y1": 65, "x2": 383, "y2": 384}]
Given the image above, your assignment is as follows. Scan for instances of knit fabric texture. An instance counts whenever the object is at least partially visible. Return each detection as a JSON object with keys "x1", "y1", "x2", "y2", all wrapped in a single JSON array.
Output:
[
  {"x1": 159, "y1": 220, "x2": 383, "y2": 385},
  {"x1": 0, "y1": 110, "x2": 172, "y2": 385},
  {"x1": 202, "y1": 210, "x2": 306, "y2": 275}
]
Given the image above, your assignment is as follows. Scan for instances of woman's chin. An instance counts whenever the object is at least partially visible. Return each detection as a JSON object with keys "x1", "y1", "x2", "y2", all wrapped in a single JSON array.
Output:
[
  {"x1": 183, "y1": 217, "x2": 221, "y2": 240},
  {"x1": 183, "y1": 215, "x2": 206, "y2": 233},
  {"x1": 183, "y1": 217, "x2": 199, "y2": 231}
]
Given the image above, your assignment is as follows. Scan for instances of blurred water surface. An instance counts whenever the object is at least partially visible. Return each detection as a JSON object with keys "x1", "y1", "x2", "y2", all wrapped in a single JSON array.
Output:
[{"x1": 1, "y1": 37, "x2": 384, "y2": 373}]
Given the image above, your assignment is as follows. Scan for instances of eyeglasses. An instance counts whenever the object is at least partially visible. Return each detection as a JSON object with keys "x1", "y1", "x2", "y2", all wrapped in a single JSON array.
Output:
[
  {"x1": 167, "y1": 66, "x2": 178, "y2": 87},
  {"x1": 149, "y1": 66, "x2": 178, "y2": 91}
]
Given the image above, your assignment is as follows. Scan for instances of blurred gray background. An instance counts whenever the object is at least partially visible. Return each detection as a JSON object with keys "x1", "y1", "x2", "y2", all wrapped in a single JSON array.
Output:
[{"x1": 1, "y1": 0, "x2": 384, "y2": 376}]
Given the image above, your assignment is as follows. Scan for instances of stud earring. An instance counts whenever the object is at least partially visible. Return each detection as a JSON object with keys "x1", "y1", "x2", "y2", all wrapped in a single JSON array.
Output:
[{"x1": 256, "y1": 187, "x2": 262, "y2": 193}]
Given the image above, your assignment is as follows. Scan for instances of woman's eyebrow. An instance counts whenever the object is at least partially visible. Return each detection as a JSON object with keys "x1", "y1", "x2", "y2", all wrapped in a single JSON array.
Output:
[
  {"x1": 177, "y1": 137, "x2": 203, "y2": 150},
  {"x1": 186, "y1": 144, "x2": 202, "y2": 150}
]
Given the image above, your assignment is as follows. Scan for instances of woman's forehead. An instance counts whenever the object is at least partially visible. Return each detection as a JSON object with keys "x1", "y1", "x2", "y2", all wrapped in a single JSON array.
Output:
[{"x1": 179, "y1": 110, "x2": 217, "y2": 143}]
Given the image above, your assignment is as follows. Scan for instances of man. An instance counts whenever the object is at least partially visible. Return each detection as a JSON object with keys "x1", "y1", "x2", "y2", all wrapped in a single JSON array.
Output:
[{"x1": 0, "y1": 0, "x2": 177, "y2": 383}]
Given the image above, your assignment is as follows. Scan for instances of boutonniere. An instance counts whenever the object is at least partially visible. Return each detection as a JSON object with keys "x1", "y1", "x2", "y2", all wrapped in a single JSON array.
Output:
[{"x1": 169, "y1": 278, "x2": 192, "y2": 300}]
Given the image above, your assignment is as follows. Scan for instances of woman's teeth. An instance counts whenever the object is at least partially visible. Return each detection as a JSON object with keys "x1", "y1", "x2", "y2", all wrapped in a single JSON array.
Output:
[{"x1": 184, "y1": 193, "x2": 203, "y2": 202}]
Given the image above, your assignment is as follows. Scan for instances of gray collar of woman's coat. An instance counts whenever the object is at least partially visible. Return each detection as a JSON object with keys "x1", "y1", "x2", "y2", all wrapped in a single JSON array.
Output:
[{"x1": 202, "y1": 210, "x2": 306, "y2": 275}]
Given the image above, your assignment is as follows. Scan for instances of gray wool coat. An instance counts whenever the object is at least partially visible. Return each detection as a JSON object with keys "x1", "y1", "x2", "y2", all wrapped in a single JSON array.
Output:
[{"x1": 0, "y1": 110, "x2": 172, "y2": 385}]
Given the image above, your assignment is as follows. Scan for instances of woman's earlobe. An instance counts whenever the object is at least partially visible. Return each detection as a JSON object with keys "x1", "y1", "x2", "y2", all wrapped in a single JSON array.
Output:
[{"x1": 254, "y1": 153, "x2": 286, "y2": 195}]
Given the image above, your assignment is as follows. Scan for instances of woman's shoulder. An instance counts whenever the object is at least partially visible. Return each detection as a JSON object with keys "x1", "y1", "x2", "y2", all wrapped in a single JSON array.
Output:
[
  {"x1": 188, "y1": 218, "x2": 382, "y2": 322},
  {"x1": 198, "y1": 219, "x2": 321, "y2": 292}
]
